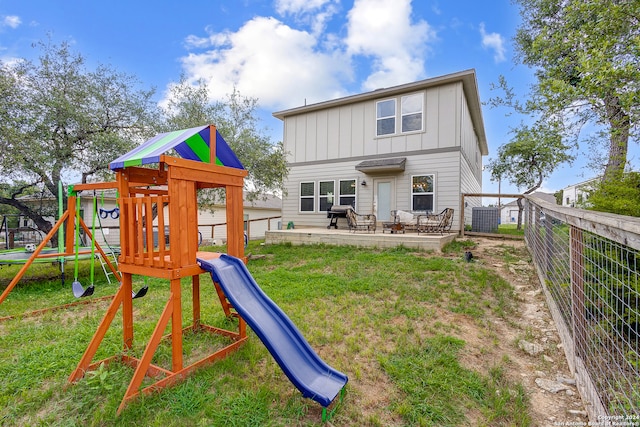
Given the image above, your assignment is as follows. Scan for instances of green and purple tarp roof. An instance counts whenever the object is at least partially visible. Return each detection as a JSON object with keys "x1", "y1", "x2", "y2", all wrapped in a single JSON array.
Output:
[{"x1": 109, "y1": 125, "x2": 245, "y2": 171}]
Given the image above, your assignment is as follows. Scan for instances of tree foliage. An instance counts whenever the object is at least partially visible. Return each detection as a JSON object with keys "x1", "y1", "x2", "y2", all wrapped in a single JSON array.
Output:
[
  {"x1": 489, "y1": 121, "x2": 574, "y2": 194},
  {"x1": 0, "y1": 40, "x2": 287, "y2": 239},
  {"x1": 0, "y1": 40, "x2": 156, "y2": 237},
  {"x1": 488, "y1": 120, "x2": 574, "y2": 228},
  {"x1": 489, "y1": 0, "x2": 640, "y2": 196},
  {"x1": 512, "y1": 0, "x2": 640, "y2": 181},
  {"x1": 160, "y1": 77, "x2": 288, "y2": 206},
  {"x1": 586, "y1": 172, "x2": 640, "y2": 217}
]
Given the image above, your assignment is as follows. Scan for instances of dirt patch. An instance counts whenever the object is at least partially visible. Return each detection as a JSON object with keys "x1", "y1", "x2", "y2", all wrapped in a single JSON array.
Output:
[{"x1": 466, "y1": 237, "x2": 589, "y2": 426}]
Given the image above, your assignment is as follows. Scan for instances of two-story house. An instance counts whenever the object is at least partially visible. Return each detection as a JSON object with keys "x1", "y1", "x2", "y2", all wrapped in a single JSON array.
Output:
[{"x1": 273, "y1": 69, "x2": 488, "y2": 232}]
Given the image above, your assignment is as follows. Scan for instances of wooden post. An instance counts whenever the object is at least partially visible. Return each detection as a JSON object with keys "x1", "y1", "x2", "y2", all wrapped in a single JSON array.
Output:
[
  {"x1": 68, "y1": 285, "x2": 126, "y2": 383},
  {"x1": 226, "y1": 185, "x2": 245, "y2": 259},
  {"x1": 193, "y1": 275, "x2": 201, "y2": 328},
  {"x1": 170, "y1": 278, "x2": 183, "y2": 371},
  {"x1": 209, "y1": 125, "x2": 217, "y2": 165},
  {"x1": 122, "y1": 273, "x2": 134, "y2": 349},
  {"x1": 459, "y1": 194, "x2": 465, "y2": 237},
  {"x1": 570, "y1": 226, "x2": 587, "y2": 359}
]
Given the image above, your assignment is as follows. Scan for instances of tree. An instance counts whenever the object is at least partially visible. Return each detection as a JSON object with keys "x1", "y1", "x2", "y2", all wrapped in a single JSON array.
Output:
[
  {"x1": 586, "y1": 171, "x2": 640, "y2": 217},
  {"x1": 160, "y1": 77, "x2": 288, "y2": 206},
  {"x1": 0, "y1": 40, "x2": 156, "y2": 242},
  {"x1": 488, "y1": 120, "x2": 574, "y2": 228},
  {"x1": 512, "y1": 0, "x2": 640, "y2": 182}
]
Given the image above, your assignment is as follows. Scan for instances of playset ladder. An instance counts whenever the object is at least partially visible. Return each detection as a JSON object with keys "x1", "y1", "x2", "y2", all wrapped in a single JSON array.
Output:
[{"x1": 98, "y1": 247, "x2": 119, "y2": 284}]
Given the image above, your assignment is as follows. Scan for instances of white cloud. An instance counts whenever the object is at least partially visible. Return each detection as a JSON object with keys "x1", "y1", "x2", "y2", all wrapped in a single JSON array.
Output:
[
  {"x1": 1, "y1": 15, "x2": 21, "y2": 29},
  {"x1": 275, "y1": 0, "x2": 335, "y2": 15},
  {"x1": 275, "y1": 0, "x2": 339, "y2": 37},
  {"x1": 479, "y1": 22, "x2": 506, "y2": 63},
  {"x1": 171, "y1": 0, "x2": 436, "y2": 111},
  {"x1": 345, "y1": 0, "x2": 436, "y2": 91},
  {"x1": 177, "y1": 16, "x2": 351, "y2": 110}
]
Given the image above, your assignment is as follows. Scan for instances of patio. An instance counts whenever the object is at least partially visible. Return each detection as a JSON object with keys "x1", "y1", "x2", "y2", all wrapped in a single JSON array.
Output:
[{"x1": 264, "y1": 227, "x2": 457, "y2": 251}]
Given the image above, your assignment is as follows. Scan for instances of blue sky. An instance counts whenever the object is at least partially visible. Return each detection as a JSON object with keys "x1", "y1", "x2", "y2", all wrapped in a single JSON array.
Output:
[{"x1": 0, "y1": 0, "x2": 609, "y2": 196}]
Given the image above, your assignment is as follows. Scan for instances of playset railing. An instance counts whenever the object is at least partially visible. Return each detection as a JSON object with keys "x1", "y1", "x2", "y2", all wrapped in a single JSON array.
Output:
[{"x1": 119, "y1": 194, "x2": 171, "y2": 269}]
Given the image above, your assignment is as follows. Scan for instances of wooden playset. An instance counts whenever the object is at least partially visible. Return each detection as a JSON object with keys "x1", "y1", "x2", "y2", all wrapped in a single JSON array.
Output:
[
  {"x1": 1, "y1": 124, "x2": 348, "y2": 417},
  {"x1": 67, "y1": 124, "x2": 250, "y2": 414}
]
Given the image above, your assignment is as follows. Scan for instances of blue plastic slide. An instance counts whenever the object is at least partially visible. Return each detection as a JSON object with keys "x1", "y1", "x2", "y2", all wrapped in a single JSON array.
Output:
[{"x1": 197, "y1": 254, "x2": 348, "y2": 407}]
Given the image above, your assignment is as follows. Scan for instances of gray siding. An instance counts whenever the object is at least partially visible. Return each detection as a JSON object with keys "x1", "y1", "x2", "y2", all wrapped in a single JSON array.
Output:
[{"x1": 460, "y1": 157, "x2": 482, "y2": 227}]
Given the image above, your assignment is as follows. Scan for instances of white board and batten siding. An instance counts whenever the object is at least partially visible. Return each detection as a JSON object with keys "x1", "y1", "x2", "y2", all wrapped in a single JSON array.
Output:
[
  {"x1": 284, "y1": 83, "x2": 464, "y2": 164},
  {"x1": 275, "y1": 69, "x2": 488, "y2": 232}
]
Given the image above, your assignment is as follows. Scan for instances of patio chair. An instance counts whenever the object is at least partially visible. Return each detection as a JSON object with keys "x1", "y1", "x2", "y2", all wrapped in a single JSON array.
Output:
[
  {"x1": 345, "y1": 208, "x2": 376, "y2": 233},
  {"x1": 417, "y1": 208, "x2": 454, "y2": 235}
]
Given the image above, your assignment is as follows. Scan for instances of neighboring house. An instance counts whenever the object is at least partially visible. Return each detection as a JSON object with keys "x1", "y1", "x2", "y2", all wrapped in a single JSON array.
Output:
[
  {"x1": 562, "y1": 178, "x2": 598, "y2": 207},
  {"x1": 273, "y1": 69, "x2": 488, "y2": 231},
  {"x1": 195, "y1": 194, "x2": 282, "y2": 244},
  {"x1": 499, "y1": 192, "x2": 557, "y2": 224}
]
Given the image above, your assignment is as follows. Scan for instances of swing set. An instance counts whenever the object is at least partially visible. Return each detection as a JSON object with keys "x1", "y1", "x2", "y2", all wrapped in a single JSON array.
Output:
[{"x1": 0, "y1": 182, "x2": 126, "y2": 311}]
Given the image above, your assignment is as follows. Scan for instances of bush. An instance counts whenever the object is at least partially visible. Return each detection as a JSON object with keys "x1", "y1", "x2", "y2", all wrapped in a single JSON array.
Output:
[{"x1": 587, "y1": 172, "x2": 640, "y2": 217}]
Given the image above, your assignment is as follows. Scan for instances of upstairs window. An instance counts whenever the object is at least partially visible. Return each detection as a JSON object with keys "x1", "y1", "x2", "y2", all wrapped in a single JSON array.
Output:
[
  {"x1": 376, "y1": 93, "x2": 424, "y2": 136},
  {"x1": 300, "y1": 182, "x2": 315, "y2": 212},
  {"x1": 376, "y1": 99, "x2": 396, "y2": 136},
  {"x1": 401, "y1": 93, "x2": 423, "y2": 133}
]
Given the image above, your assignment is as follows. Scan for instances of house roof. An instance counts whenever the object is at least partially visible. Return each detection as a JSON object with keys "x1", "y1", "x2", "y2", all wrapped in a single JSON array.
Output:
[
  {"x1": 561, "y1": 177, "x2": 600, "y2": 191},
  {"x1": 501, "y1": 192, "x2": 557, "y2": 208},
  {"x1": 109, "y1": 125, "x2": 245, "y2": 171},
  {"x1": 244, "y1": 194, "x2": 282, "y2": 210},
  {"x1": 273, "y1": 69, "x2": 488, "y2": 155}
]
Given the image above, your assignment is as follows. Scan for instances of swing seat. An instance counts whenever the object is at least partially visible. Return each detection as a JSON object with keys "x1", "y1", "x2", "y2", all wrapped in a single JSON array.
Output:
[
  {"x1": 132, "y1": 285, "x2": 148, "y2": 299},
  {"x1": 72, "y1": 281, "x2": 95, "y2": 298}
]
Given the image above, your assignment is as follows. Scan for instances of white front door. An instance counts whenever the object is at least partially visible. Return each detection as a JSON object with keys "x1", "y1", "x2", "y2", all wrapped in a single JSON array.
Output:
[{"x1": 374, "y1": 179, "x2": 395, "y2": 222}]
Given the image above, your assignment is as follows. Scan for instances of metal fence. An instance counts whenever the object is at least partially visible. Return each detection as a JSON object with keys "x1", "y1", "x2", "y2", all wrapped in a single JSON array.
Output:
[{"x1": 525, "y1": 195, "x2": 640, "y2": 419}]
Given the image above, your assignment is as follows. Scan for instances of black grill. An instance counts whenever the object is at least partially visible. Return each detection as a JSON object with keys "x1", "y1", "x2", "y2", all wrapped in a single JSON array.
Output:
[{"x1": 327, "y1": 205, "x2": 352, "y2": 229}]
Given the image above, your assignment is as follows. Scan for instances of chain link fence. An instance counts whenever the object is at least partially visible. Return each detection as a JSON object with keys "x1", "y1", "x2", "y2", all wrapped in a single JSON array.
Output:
[{"x1": 525, "y1": 195, "x2": 640, "y2": 419}]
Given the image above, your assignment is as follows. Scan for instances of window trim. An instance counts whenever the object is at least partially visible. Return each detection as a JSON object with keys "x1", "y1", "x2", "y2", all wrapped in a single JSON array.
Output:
[
  {"x1": 318, "y1": 180, "x2": 335, "y2": 212},
  {"x1": 400, "y1": 92, "x2": 424, "y2": 133},
  {"x1": 376, "y1": 98, "x2": 396, "y2": 137},
  {"x1": 299, "y1": 181, "x2": 315, "y2": 213},
  {"x1": 338, "y1": 178, "x2": 357, "y2": 209},
  {"x1": 411, "y1": 174, "x2": 435, "y2": 212},
  {"x1": 376, "y1": 92, "x2": 425, "y2": 137}
]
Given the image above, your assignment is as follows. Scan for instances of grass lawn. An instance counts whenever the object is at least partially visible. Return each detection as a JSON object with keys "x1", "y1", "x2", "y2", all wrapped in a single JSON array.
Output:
[
  {"x1": 497, "y1": 224, "x2": 525, "y2": 237},
  {"x1": 0, "y1": 240, "x2": 531, "y2": 426}
]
